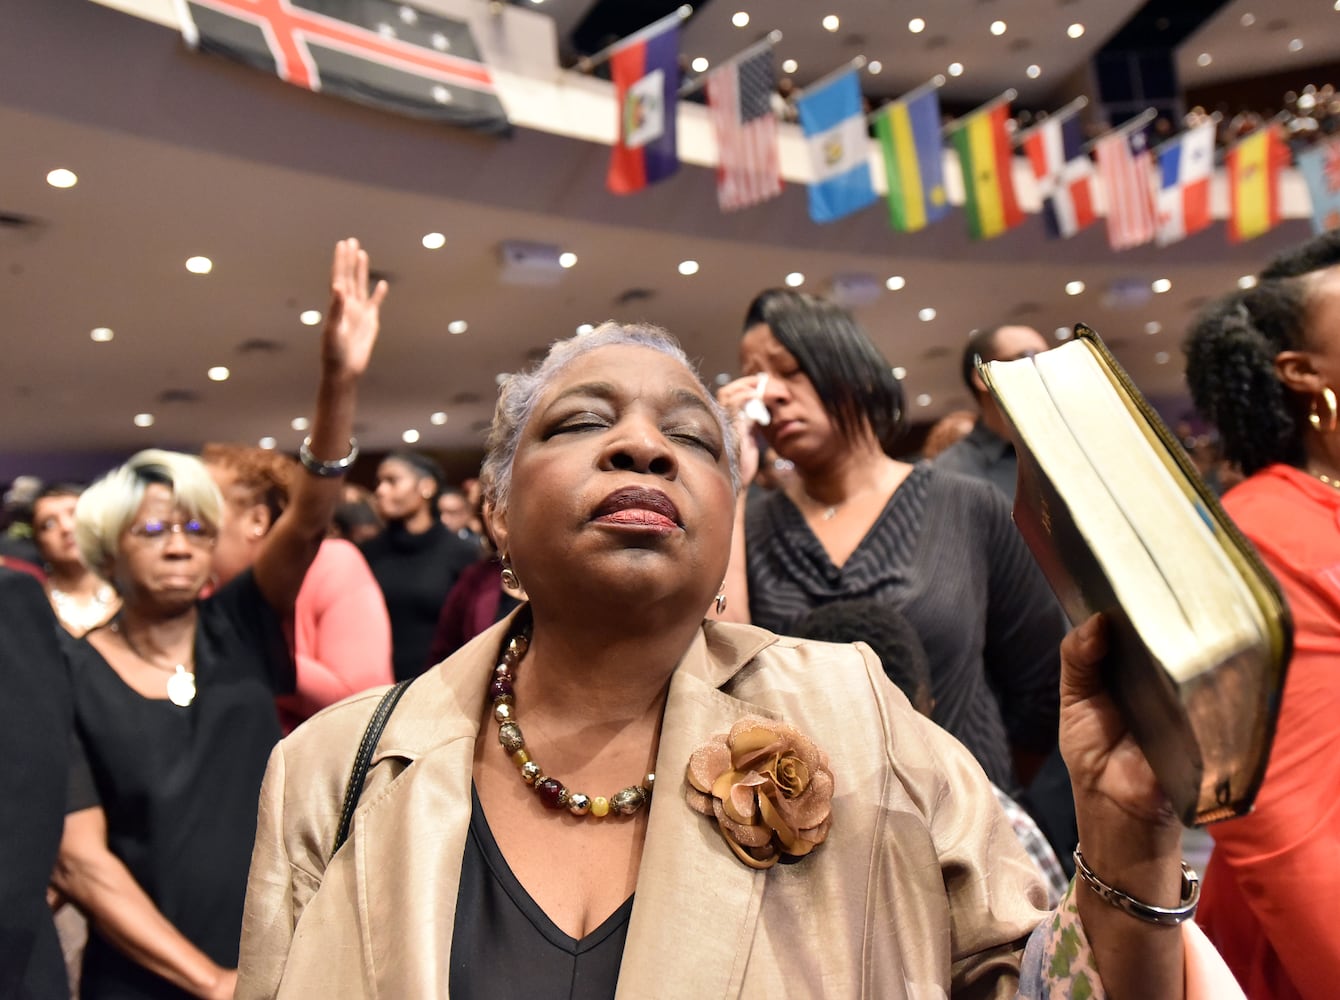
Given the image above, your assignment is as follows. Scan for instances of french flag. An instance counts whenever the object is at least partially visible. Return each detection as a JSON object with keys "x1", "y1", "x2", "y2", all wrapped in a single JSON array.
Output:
[
  {"x1": 1022, "y1": 114, "x2": 1097, "y2": 238},
  {"x1": 1155, "y1": 122, "x2": 1215, "y2": 245}
]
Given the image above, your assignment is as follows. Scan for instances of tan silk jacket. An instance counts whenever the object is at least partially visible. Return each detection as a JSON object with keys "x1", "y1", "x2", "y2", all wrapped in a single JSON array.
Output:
[{"x1": 236, "y1": 615, "x2": 1050, "y2": 999}]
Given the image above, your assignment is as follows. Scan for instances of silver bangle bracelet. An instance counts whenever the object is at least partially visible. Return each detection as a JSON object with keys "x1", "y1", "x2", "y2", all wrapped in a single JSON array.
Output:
[
  {"x1": 298, "y1": 436, "x2": 359, "y2": 477},
  {"x1": 1073, "y1": 848, "x2": 1200, "y2": 927}
]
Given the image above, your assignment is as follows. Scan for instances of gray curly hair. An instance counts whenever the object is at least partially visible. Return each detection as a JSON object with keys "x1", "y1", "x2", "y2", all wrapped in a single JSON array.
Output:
[{"x1": 481, "y1": 322, "x2": 740, "y2": 514}]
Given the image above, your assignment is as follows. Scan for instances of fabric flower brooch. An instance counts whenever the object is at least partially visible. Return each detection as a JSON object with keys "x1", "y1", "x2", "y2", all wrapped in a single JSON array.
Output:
[{"x1": 685, "y1": 716, "x2": 834, "y2": 870}]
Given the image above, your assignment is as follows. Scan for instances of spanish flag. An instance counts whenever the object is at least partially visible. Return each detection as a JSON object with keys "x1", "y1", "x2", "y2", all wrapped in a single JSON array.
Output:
[
  {"x1": 949, "y1": 99, "x2": 1023, "y2": 240},
  {"x1": 874, "y1": 86, "x2": 949, "y2": 233},
  {"x1": 1226, "y1": 126, "x2": 1286, "y2": 243}
]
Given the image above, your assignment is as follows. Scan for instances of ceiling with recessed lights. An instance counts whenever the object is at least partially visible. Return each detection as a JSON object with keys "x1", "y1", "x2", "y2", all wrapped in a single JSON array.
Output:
[{"x1": 0, "y1": 0, "x2": 1334, "y2": 480}]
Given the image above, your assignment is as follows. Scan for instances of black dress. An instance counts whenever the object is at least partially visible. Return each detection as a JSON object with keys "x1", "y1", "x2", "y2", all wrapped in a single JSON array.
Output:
[
  {"x1": 360, "y1": 521, "x2": 479, "y2": 681},
  {"x1": 68, "y1": 571, "x2": 293, "y2": 1000}
]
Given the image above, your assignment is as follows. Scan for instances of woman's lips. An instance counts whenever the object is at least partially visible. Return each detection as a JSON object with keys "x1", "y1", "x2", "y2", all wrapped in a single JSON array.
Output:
[{"x1": 592, "y1": 486, "x2": 683, "y2": 531}]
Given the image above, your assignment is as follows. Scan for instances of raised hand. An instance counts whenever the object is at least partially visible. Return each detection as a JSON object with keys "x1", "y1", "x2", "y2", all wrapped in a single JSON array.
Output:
[
  {"x1": 322, "y1": 237, "x2": 388, "y2": 381},
  {"x1": 715, "y1": 375, "x2": 765, "y2": 488}
]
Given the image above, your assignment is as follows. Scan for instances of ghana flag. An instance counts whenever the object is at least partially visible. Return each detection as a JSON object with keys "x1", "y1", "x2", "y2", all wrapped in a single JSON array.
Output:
[{"x1": 949, "y1": 98, "x2": 1023, "y2": 240}]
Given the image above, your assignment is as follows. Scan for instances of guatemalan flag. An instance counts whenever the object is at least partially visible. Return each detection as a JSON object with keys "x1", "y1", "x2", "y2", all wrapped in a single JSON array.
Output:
[
  {"x1": 796, "y1": 70, "x2": 877, "y2": 223},
  {"x1": 1155, "y1": 122, "x2": 1215, "y2": 246},
  {"x1": 606, "y1": 20, "x2": 680, "y2": 194},
  {"x1": 1021, "y1": 114, "x2": 1097, "y2": 239}
]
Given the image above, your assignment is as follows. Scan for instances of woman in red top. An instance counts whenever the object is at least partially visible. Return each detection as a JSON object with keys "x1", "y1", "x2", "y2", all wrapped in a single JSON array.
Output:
[{"x1": 1184, "y1": 230, "x2": 1340, "y2": 1000}]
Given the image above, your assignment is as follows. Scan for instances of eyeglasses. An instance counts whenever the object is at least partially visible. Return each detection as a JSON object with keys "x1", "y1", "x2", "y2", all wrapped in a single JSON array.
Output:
[{"x1": 127, "y1": 518, "x2": 217, "y2": 546}]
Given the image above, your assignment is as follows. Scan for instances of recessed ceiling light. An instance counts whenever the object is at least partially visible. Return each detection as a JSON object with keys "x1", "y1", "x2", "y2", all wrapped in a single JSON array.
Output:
[
  {"x1": 678, "y1": 259, "x2": 700, "y2": 276},
  {"x1": 133, "y1": 413, "x2": 155, "y2": 428},
  {"x1": 1145, "y1": 321, "x2": 1162, "y2": 335},
  {"x1": 908, "y1": 17, "x2": 926, "y2": 33},
  {"x1": 90, "y1": 327, "x2": 114, "y2": 343},
  {"x1": 185, "y1": 256, "x2": 213, "y2": 274},
  {"x1": 259, "y1": 436, "x2": 277, "y2": 450},
  {"x1": 821, "y1": 14, "x2": 839, "y2": 32},
  {"x1": 691, "y1": 56, "x2": 709, "y2": 73},
  {"x1": 784, "y1": 271, "x2": 805, "y2": 287},
  {"x1": 1026, "y1": 64, "x2": 1042, "y2": 79},
  {"x1": 558, "y1": 251, "x2": 577, "y2": 269},
  {"x1": 781, "y1": 58, "x2": 798, "y2": 74},
  {"x1": 919, "y1": 307, "x2": 937, "y2": 322},
  {"x1": 947, "y1": 62, "x2": 964, "y2": 77},
  {"x1": 447, "y1": 319, "x2": 469, "y2": 335},
  {"x1": 916, "y1": 393, "x2": 933, "y2": 407},
  {"x1": 1055, "y1": 327, "x2": 1072, "y2": 340},
  {"x1": 867, "y1": 60, "x2": 883, "y2": 74},
  {"x1": 1196, "y1": 52, "x2": 1213, "y2": 67},
  {"x1": 430, "y1": 411, "x2": 448, "y2": 425},
  {"x1": 990, "y1": 20, "x2": 1007, "y2": 35},
  {"x1": 402, "y1": 429, "x2": 421, "y2": 444},
  {"x1": 576, "y1": 323, "x2": 595, "y2": 335},
  {"x1": 431, "y1": 86, "x2": 453, "y2": 105},
  {"x1": 422, "y1": 232, "x2": 446, "y2": 250},
  {"x1": 1151, "y1": 277, "x2": 1172, "y2": 294},
  {"x1": 731, "y1": 11, "x2": 749, "y2": 28},
  {"x1": 1154, "y1": 351, "x2": 1171, "y2": 365},
  {"x1": 1299, "y1": 93, "x2": 1317, "y2": 110},
  {"x1": 1288, "y1": 37, "x2": 1303, "y2": 52},
  {"x1": 885, "y1": 275, "x2": 906, "y2": 291},
  {"x1": 1067, "y1": 23, "x2": 1085, "y2": 38},
  {"x1": 891, "y1": 366, "x2": 907, "y2": 380},
  {"x1": 1237, "y1": 274, "x2": 1258, "y2": 289},
  {"x1": 46, "y1": 168, "x2": 78, "y2": 189},
  {"x1": 291, "y1": 416, "x2": 310, "y2": 431},
  {"x1": 207, "y1": 366, "x2": 230, "y2": 382},
  {"x1": 300, "y1": 309, "x2": 322, "y2": 326},
  {"x1": 1240, "y1": 12, "x2": 1256, "y2": 25},
  {"x1": 1065, "y1": 280, "x2": 1085, "y2": 296}
]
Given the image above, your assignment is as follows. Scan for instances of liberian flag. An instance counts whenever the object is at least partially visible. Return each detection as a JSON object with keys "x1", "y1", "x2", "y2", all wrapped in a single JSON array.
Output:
[
  {"x1": 1021, "y1": 114, "x2": 1097, "y2": 239},
  {"x1": 1094, "y1": 130, "x2": 1157, "y2": 251},
  {"x1": 177, "y1": 0, "x2": 510, "y2": 135},
  {"x1": 706, "y1": 47, "x2": 782, "y2": 212},
  {"x1": 1155, "y1": 122, "x2": 1215, "y2": 246},
  {"x1": 607, "y1": 20, "x2": 680, "y2": 195}
]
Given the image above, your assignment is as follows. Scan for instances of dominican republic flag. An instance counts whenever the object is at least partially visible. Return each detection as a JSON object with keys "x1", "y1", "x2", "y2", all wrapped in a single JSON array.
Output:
[
  {"x1": 1021, "y1": 114, "x2": 1096, "y2": 239},
  {"x1": 796, "y1": 69, "x2": 877, "y2": 224},
  {"x1": 607, "y1": 20, "x2": 680, "y2": 194},
  {"x1": 1155, "y1": 122, "x2": 1215, "y2": 246},
  {"x1": 1094, "y1": 129, "x2": 1157, "y2": 251},
  {"x1": 177, "y1": 0, "x2": 510, "y2": 134},
  {"x1": 706, "y1": 48, "x2": 781, "y2": 212},
  {"x1": 1298, "y1": 136, "x2": 1340, "y2": 235}
]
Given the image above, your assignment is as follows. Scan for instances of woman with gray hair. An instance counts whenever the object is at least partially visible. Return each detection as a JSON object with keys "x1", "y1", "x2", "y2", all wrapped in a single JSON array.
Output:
[
  {"x1": 236, "y1": 322, "x2": 1231, "y2": 1000},
  {"x1": 53, "y1": 239, "x2": 385, "y2": 1000}
]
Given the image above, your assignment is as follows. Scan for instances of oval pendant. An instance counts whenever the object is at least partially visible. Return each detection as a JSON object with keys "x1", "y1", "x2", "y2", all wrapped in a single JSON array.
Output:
[{"x1": 166, "y1": 665, "x2": 196, "y2": 707}]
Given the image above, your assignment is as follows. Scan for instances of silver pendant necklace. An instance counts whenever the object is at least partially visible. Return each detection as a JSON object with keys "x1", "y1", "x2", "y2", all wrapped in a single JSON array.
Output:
[{"x1": 112, "y1": 621, "x2": 197, "y2": 707}]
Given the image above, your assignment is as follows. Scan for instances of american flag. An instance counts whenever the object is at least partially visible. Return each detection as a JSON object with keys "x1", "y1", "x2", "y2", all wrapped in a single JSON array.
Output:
[
  {"x1": 705, "y1": 48, "x2": 781, "y2": 212},
  {"x1": 1094, "y1": 129, "x2": 1157, "y2": 251}
]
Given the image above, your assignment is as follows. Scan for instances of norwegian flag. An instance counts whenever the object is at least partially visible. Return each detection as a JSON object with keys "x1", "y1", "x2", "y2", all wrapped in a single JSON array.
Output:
[
  {"x1": 705, "y1": 48, "x2": 782, "y2": 212},
  {"x1": 1155, "y1": 122, "x2": 1215, "y2": 246},
  {"x1": 1021, "y1": 114, "x2": 1097, "y2": 238},
  {"x1": 178, "y1": 0, "x2": 510, "y2": 135},
  {"x1": 1094, "y1": 129, "x2": 1158, "y2": 251}
]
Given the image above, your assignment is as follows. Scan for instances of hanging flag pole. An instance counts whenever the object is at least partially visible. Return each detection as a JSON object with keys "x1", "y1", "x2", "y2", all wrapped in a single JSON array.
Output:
[
  {"x1": 1148, "y1": 111, "x2": 1223, "y2": 158},
  {"x1": 678, "y1": 29, "x2": 782, "y2": 97},
  {"x1": 577, "y1": 4, "x2": 693, "y2": 73},
  {"x1": 865, "y1": 74, "x2": 945, "y2": 124},
  {"x1": 1213, "y1": 110, "x2": 1289, "y2": 164},
  {"x1": 941, "y1": 88, "x2": 1017, "y2": 135},
  {"x1": 1082, "y1": 107, "x2": 1159, "y2": 153},
  {"x1": 790, "y1": 55, "x2": 867, "y2": 102},
  {"x1": 1011, "y1": 95, "x2": 1089, "y2": 145}
]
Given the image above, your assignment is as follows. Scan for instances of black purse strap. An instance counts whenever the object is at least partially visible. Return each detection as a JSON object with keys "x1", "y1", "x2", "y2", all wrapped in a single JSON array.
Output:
[{"x1": 331, "y1": 679, "x2": 412, "y2": 857}]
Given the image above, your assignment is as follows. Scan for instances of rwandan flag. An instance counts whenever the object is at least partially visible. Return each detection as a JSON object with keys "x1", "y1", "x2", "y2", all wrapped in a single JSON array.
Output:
[
  {"x1": 950, "y1": 100, "x2": 1023, "y2": 240},
  {"x1": 607, "y1": 21, "x2": 679, "y2": 194},
  {"x1": 874, "y1": 87, "x2": 948, "y2": 232}
]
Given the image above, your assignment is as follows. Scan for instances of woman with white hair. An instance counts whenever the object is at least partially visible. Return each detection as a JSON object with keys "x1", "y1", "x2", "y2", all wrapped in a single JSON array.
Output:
[{"x1": 53, "y1": 239, "x2": 384, "y2": 1000}]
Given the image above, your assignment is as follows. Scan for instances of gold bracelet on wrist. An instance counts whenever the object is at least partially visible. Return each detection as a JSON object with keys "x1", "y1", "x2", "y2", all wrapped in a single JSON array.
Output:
[{"x1": 1072, "y1": 848, "x2": 1200, "y2": 926}]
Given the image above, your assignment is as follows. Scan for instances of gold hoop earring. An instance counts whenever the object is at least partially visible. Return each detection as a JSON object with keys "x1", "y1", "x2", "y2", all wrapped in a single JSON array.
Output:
[
  {"x1": 1309, "y1": 387, "x2": 1338, "y2": 433},
  {"x1": 500, "y1": 558, "x2": 521, "y2": 592},
  {"x1": 714, "y1": 591, "x2": 728, "y2": 616}
]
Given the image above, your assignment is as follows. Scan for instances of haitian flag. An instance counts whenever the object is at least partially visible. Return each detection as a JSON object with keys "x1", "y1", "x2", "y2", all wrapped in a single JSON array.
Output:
[
  {"x1": 1154, "y1": 122, "x2": 1214, "y2": 246},
  {"x1": 178, "y1": 0, "x2": 510, "y2": 135},
  {"x1": 796, "y1": 70, "x2": 877, "y2": 224},
  {"x1": 1297, "y1": 136, "x2": 1340, "y2": 235},
  {"x1": 607, "y1": 21, "x2": 680, "y2": 194}
]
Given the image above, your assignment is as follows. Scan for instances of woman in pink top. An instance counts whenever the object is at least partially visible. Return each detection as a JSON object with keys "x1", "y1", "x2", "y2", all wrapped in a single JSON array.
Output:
[{"x1": 203, "y1": 444, "x2": 392, "y2": 731}]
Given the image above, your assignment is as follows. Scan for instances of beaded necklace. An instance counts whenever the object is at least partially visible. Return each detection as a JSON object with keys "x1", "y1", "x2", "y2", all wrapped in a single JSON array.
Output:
[{"x1": 491, "y1": 629, "x2": 655, "y2": 819}]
